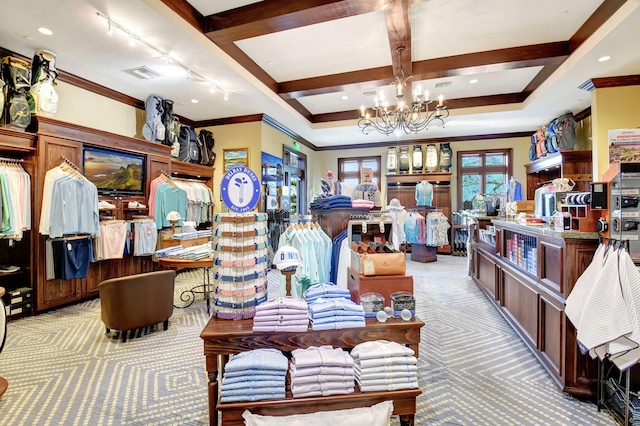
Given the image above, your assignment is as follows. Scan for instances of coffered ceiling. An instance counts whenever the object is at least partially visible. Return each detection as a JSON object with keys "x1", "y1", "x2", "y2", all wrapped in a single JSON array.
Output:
[{"x1": 0, "y1": 0, "x2": 639, "y2": 149}]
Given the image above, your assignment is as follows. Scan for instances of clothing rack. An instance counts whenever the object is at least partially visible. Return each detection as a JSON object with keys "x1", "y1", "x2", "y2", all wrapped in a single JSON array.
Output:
[
  {"x1": 173, "y1": 176, "x2": 210, "y2": 183},
  {"x1": 61, "y1": 155, "x2": 81, "y2": 172},
  {"x1": 349, "y1": 212, "x2": 386, "y2": 220},
  {"x1": 0, "y1": 156, "x2": 23, "y2": 163}
]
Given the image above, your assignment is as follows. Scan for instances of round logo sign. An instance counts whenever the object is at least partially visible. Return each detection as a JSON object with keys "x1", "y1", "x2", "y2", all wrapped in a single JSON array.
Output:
[{"x1": 220, "y1": 166, "x2": 261, "y2": 213}]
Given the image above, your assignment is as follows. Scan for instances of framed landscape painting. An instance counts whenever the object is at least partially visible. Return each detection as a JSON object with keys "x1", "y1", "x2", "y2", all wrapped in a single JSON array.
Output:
[{"x1": 223, "y1": 148, "x2": 250, "y2": 172}]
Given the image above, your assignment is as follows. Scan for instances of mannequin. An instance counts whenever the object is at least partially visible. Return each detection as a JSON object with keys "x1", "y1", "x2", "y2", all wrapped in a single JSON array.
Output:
[
  {"x1": 415, "y1": 180, "x2": 434, "y2": 206},
  {"x1": 386, "y1": 198, "x2": 407, "y2": 250}
]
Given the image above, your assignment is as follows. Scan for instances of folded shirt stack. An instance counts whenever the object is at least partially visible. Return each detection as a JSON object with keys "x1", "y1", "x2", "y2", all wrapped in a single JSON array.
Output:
[
  {"x1": 304, "y1": 282, "x2": 352, "y2": 304},
  {"x1": 351, "y1": 340, "x2": 419, "y2": 392},
  {"x1": 351, "y1": 199, "x2": 374, "y2": 209},
  {"x1": 307, "y1": 297, "x2": 365, "y2": 330},
  {"x1": 220, "y1": 348, "x2": 288, "y2": 403},
  {"x1": 154, "y1": 245, "x2": 184, "y2": 258},
  {"x1": 309, "y1": 195, "x2": 353, "y2": 210},
  {"x1": 290, "y1": 345, "x2": 355, "y2": 398},
  {"x1": 252, "y1": 297, "x2": 310, "y2": 332}
]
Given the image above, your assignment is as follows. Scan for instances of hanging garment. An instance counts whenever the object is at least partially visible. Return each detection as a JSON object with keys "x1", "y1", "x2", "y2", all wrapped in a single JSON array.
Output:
[
  {"x1": 0, "y1": 159, "x2": 31, "y2": 240},
  {"x1": 40, "y1": 163, "x2": 100, "y2": 238}
]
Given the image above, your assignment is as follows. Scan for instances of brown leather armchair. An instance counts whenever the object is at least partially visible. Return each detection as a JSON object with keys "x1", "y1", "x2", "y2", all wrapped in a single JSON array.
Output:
[{"x1": 99, "y1": 270, "x2": 176, "y2": 341}]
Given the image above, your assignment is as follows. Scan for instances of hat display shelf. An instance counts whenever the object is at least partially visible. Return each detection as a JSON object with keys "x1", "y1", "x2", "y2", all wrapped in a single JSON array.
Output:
[{"x1": 210, "y1": 213, "x2": 269, "y2": 320}]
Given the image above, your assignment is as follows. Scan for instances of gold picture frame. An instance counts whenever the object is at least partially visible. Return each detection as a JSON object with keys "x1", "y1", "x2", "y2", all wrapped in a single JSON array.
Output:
[{"x1": 223, "y1": 148, "x2": 250, "y2": 172}]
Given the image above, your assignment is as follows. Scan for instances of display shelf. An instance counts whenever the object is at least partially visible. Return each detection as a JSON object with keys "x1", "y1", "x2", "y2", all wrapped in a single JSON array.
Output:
[
  {"x1": 503, "y1": 229, "x2": 538, "y2": 275},
  {"x1": 452, "y1": 225, "x2": 469, "y2": 256}
]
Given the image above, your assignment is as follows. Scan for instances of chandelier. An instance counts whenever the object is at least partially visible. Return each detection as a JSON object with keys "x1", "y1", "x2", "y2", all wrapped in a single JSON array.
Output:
[{"x1": 358, "y1": 47, "x2": 449, "y2": 136}]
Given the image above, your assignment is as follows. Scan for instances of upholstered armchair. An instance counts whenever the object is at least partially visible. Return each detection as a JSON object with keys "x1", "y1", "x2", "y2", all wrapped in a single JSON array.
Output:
[{"x1": 99, "y1": 270, "x2": 176, "y2": 341}]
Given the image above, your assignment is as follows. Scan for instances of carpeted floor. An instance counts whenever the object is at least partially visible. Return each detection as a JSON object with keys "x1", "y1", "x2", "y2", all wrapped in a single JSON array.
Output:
[{"x1": 0, "y1": 255, "x2": 616, "y2": 425}]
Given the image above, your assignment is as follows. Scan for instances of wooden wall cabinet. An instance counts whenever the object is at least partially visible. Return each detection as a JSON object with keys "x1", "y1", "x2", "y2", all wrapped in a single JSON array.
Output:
[
  {"x1": 525, "y1": 150, "x2": 592, "y2": 200},
  {"x1": 29, "y1": 117, "x2": 213, "y2": 312},
  {"x1": 471, "y1": 220, "x2": 598, "y2": 398},
  {"x1": 0, "y1": 128, "x2": 37, "y2": 318},
  {"x1": 386, "y1": 172, "x2": 452, "y2": 254}
]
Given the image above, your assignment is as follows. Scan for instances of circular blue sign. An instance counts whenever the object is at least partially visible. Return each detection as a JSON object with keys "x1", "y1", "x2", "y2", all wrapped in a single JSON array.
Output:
[{"x1": 220, "y1": 166, "x2": 261, "y2": 213}]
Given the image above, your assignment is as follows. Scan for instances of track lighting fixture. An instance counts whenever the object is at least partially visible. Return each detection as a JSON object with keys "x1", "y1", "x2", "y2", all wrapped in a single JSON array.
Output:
[{"x1": 96, "y1": 11, "x2": 230, "y2": 99}]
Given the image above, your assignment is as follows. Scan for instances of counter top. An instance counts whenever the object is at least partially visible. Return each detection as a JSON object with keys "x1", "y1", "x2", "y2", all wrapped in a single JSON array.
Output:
[{"x1": 490, "y1": 219, "x2": 599, "y2": 240}]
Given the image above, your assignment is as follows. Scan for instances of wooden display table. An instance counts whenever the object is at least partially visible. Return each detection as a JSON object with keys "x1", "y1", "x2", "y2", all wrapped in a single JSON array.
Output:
[{"x1": 200, "y1": 316, "x2": 424, "y2": 426}]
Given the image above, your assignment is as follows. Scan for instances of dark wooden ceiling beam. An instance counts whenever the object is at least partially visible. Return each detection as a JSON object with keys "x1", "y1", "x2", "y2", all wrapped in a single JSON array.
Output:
[
  {"x1": 203, "y1": 0, "x2": 386, "y2": 44},
  {"x1": 159, "y1": 0, "x2": 206, "y2": 32},
  {"x1": 279, "y1": 42, "x2": 570, "y2": 98},
  {"x1": 412, "y1": 41, "x2": 569, "y2": 79},
  {"x1": 279, "y1": 66, "x2": 394, "y2": 99},
  {"x1": 385, "y1": 0, "x2": 412, "y2": 78},
  {"x1": 570, "y1": 0, "x2": 627, "y2": 52},
  {"x1": 312, "y1": 93, "x2": 524, "y2": 123}
]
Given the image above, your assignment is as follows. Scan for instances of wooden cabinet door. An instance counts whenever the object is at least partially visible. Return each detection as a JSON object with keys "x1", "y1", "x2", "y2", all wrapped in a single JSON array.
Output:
[{"x1": 35, "y1": 137, "x2": 85, "y2": 311}]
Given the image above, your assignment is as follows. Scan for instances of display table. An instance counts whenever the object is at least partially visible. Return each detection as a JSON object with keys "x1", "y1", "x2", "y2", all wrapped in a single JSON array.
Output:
[
  {"x1": 200, "y1": 316, "x2": 424, "y2": 426},
  {"x1": 158, "y1": 257, "x2": 213, "y2": 309}
]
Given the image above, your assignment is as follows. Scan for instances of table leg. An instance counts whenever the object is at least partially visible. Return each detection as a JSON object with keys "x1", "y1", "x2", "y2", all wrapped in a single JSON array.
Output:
[
  {"x1": 399, "y1": 414, "x2": 414, "y2": 426},
  {"x1": 206, "y1": 354, "x2": 219, "y2": 426}
]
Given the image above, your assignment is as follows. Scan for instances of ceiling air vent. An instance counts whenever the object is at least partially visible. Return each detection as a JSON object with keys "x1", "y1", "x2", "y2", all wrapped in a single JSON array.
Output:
[
  {"x1": 435, "y1": 81, "x2": 451, "y2": 89},
  {"x1": 123, "y1": 66, "x2": 162, "y2": 80},
  {"x1": 362, "y1": 91, "x2": 378, "y2": 97}
]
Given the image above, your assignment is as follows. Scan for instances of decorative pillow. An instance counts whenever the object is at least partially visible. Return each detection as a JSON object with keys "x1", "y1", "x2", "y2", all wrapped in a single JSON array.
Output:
[{"x1": 242, "y1": 400, "x2": 394, "y2": 426}]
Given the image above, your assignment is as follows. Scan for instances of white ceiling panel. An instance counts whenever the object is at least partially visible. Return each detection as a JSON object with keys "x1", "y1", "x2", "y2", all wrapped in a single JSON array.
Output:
[
  {"x1": 235, "y1": 11, "x2": 391, "y2": 82},
  {"x1": 411, "y1": 0, "x2": 605, "y2": 61},
  {"x1": 187, "y1": 0, "x2": 263, "y2": 16}
]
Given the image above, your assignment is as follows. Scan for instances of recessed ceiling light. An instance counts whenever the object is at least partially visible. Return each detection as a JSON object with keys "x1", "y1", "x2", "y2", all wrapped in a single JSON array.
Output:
[
  {"x1": 38, "y1": 27, "x2": 53, "y2": 35},
  {"x1": 191, "y1": 99, "x2": 199, "y2": 104},
  {"x1": 598, "y1": 55, "x2": 611, "y2": 62},
  {"x1": 469, "y1": 79, "x2": 478, "y2": 84},
  {"x1": 341, "y1": 95, "x2": 349, "y2": 100}
]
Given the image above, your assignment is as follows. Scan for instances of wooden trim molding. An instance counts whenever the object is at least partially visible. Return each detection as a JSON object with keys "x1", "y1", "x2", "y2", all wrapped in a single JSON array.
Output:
[
  {"x1": 32, "y1": 116, "x2": 172, "y2": 157},
  {"x1": 579, "y1": 75, "x2": 640, "y2": 91},
  {"x1": 196, "y1": 114, "x2": 264, "y2": 128}
]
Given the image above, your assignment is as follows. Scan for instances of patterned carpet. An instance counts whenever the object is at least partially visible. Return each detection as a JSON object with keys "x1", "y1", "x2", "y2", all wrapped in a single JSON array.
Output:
[{"x1": 0, "y1": 256, "x2": 616, "y2": 425}]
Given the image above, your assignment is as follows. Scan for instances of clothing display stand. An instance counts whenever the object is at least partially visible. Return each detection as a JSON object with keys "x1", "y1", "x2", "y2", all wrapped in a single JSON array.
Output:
[
  {"x1": 210, "y1": 213, "x2": 269, "y2": 320},
  {"x1": 281, "y1": 269, "x2": 295, "y2": 296}
]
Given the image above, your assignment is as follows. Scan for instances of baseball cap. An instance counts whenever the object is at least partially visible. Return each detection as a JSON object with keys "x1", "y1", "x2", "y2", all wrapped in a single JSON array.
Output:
[{"x1": 273, "y1": 245, "x2": 303, "y2": 271}]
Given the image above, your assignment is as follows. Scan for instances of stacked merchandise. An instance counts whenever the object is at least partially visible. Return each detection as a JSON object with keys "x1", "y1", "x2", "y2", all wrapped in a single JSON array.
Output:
[
  {"x1": 309, "y1": 195, "x2": 353, "y2": 210},
  {"x1": 210, "y1": 213, "x2": 269, "y2": 319},
  {"x1": 304, "y1": 282, "x2": 365, "y2": 330},
  {"x1": 351, "y1": 340, "x2": 419, "y2": 392},
  {"x1": 252, "y1": 297, "x2": 309, "y2": 332},
  {"x1": 172, "y1": 229, "x2": 212, "y2": 240},
  {"x1": 154, "y1": 245, "x2": 183, "y2": 258},
  {"x1": 220, "y1": 348, "x2": 288, "y2": 403},
  {"x1": 604, "y1": 377, "x2": 640, "y2": 425},
  {"x1": 290, "y1": 346, "x2": 355, "y2": 398},
  {"x1": 165, "y1": 243, "x2": 210, "y2": 260}
]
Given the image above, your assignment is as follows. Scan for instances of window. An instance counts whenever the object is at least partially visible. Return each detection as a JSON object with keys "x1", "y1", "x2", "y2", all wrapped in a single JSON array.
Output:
[
  {"x1": 338, "y1": 156, "x2": 381, "y2": 187},
  {"x1": 457, "y1": 149, "x2": 512, "y2": 210}
]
